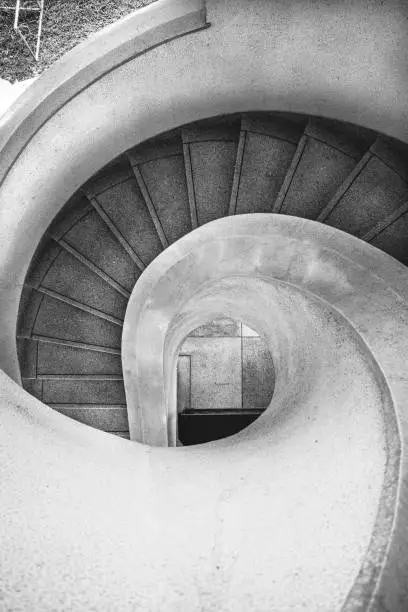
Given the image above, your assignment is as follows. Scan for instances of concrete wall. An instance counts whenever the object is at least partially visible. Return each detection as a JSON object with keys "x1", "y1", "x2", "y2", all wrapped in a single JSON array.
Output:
[
  {"x1": 122, "y1": 214, "x2": 406, "y2": 610},
  {"x1": 178, "y1": 319, "x2": 274, "y2": 412},
  {"x1": 1, "y1": 214, "x2": 407, "y2": 610}
]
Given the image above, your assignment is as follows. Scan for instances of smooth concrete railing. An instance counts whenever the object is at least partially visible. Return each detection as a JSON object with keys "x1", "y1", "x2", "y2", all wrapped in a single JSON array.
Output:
[
  {"x1": 1, "y1": 214, "x2": 407, "y2": 610},
  {"x1": 0, "y1": 0, "x2": 207, "y2": 190},
  {"x1": 122, "y1": 214, "x2": 408, "y2": 610}
]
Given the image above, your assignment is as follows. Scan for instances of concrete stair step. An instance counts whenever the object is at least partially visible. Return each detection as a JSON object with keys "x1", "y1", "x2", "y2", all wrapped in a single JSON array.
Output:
[
  {"x1": 320, "y1": 137, "x2": 408, "y2": 237},
  {"x1": 229, "y1": 113, "x2": 305, "y2": 215},
  {"x1": 182, "y1": 120, "x2": 240, "y2": 226},
  {"x1": 274, "y1": 118, "x2": 373, "y2": 219},
  {"x1": 16, "y1": 112, "x2": 408, "y2": 442}
]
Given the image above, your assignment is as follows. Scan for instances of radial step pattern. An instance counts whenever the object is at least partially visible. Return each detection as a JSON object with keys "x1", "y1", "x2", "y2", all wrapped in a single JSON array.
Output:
[{"x1": 17, "y1": 112, "x2": 408, "y2": 439}]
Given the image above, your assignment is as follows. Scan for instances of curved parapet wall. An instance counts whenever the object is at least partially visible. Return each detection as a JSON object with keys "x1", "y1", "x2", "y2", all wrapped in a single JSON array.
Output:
[
  {"x1": 1, "y1": 214, "x2": 408, "y2": 610},
  {"x1": 123, "y1": 214, "x2": 408, "y2": 445},
  {"x1": 122, "y1": 213, "x2": 408, "y2": 609}
]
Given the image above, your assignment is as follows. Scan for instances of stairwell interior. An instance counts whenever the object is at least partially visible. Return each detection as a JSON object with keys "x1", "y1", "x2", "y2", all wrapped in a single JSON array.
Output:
[{"x1": 16, "y1": 111, "x2": 408, "y2": 444}]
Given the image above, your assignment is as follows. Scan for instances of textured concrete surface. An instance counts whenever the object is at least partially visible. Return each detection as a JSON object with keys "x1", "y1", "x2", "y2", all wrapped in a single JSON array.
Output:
[
  {"x1": 1, "y1": 0, "x2": 408, "y2": 608},
  {"x1": 180, "y1": 336, "x2": 242, "y2": 409},
  {"x1": 325, "y1": 153, "x2": 408, "y2": 237},
  {"x1": 235, "y1": 129, "x2": 297, "y2": 214},
  {"x1": 2, "y1": 0, "x2": 408, "y2": 384},
  {"x1": 62, "y1": 208, "x2": 140, "y2": 291},
  {"x1": 123, "y1": 213, "x2": 407, "y2": 609},
  {"x1": 0, "y1": 339, "x2": 386, "y2": 611},
  {"x1": 279, "y1": 138, "x2": 357, "y2": 218},
  {"x1": 136, "y1": 153, "x2": 191, "y2": 243},
  {"x1": 178, "y1": 320, "x2": 274, "y2": 412},
  {"x1": 14, "y1": 105, "x2": 408, "y2": 436},
  {"x1": 2, "y1": 214, "x2": 403, "y2": 610},
  {"x1": 188, "y1": 138, "x2": 238, "y2": 225}
]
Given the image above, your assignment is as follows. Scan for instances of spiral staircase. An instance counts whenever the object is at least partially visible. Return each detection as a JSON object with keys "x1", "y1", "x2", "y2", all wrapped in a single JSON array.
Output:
[
  {"x1": 2, "y1": 0, "x2": 408, "y2": 610},
  {"x1": 16, "y1": 112, "x2": 408, "y2": 441}
]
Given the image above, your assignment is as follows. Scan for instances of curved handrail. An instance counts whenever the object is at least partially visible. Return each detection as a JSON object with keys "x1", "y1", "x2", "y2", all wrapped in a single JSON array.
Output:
[
  {"x1": 122, "y1": 213, "x2": 407, "y2": 609},
  {"x1": 2, "y1": 214, "x2": 407, "y2": 609},
  {"x1": 0, "y1": 0, "x2": 207, "y2": 189}
]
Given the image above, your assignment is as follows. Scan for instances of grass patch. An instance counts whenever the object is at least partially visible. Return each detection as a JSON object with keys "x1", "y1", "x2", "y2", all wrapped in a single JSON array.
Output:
[{"x1": 0, "y1": 0, "x2": 156, "y2": 82}]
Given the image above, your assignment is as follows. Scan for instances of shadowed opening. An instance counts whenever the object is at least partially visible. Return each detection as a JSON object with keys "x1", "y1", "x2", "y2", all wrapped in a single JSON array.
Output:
[{"x1": 176, "y1": 317, "x2": 275, "y2": 445}]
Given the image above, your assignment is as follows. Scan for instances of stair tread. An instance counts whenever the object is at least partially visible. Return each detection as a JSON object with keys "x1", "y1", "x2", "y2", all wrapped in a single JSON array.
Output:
[
  {"x1": 182, "y1": 117, "x2": 241, "y2": 143},
  {"x1": 48, "y1": 193, "x2": 92, "y2": 241},
  {"x1": 128, "y1": 141, "x2": 183, "y2": 165},
  {"x1": 40, "y1": 248, "x2": 128, "y2": 320},
  {"x1": 279, "y1": 138, "x2": 357, "y2": 218},
  {"x1": 43, "y1": 378, "x2": 125, "y2": 405},
  {"x1": 33, "y1": 295, "x2": 122, "y2": 350},
  {"x1": 305, "y1": 117, "x2": 375, "y2": 159},
  {"x1": 324, "y1": 155, "x2": 408, "y2": 237},
  {"x1": 24, "y1": 237, "x2": 61, "y2": 289},
  {"x1": 371, "y1": 136, "x2": 408, "y2": 182},
  {"x1": 49, "y1": 404, "x2": 129, "y2": 432},
  {"x1": 189, "y1": 140, "x2": 238, "y2": 224},
  {"x1": 241, "y1": 113, "x2": 305, "y2": 144},
  {"x1": 63, "y1": 209, "x2": 140, "y2": 292},
  {"x1": 83, "y1": 159, "x2": 133, "y2": 198},
  {"x1": 37, "y1": 342, "x2": 122, "y2": 376},
  {"x1": 30, "y1": 335, "x2": 121, "y2": 355},
  {"x1": 235, "y1": 131, "x2": 297, "y2": 214},
  {"x1": 94, "y1": 178, "x2": 163, "y2": 265},
  {"x1": 369, "y1": 210, "x2": 408, "y2": 265},
  {"x1": 16, "y1": 111, "x2": 408, "y2": 437},
  {"x1": 138, "y1": 155, "x2": 192, "y2": 243}
]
